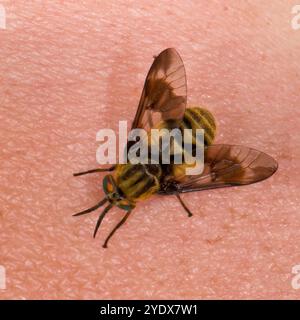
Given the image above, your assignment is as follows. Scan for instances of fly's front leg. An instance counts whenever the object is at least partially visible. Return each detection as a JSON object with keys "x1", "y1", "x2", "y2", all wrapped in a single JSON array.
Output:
[{"x1": 73, "y1": 165, "x2": 116, "y2": 177}]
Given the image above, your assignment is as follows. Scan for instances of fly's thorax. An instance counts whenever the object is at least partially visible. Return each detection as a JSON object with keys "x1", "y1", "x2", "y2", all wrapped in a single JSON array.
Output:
[{"x1": 115, "y1": 163, "x2": 162, "y2": 201}]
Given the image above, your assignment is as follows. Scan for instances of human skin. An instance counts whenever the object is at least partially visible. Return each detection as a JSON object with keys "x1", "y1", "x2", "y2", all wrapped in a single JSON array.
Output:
[{"x1": 0, "y1": 0, "x2": 300, "y2": 300}]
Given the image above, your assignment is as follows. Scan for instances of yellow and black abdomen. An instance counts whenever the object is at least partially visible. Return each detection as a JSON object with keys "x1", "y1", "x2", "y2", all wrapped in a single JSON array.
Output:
[
  {"x1": 171, "y1": 106, "x2": 217, "y2": 180},
  {"x1": 115, "y1": 163, "x2": 162, "y2": 202},
  {"x1": 181, "y1": 106, "x2": 216, "y2": 146}
]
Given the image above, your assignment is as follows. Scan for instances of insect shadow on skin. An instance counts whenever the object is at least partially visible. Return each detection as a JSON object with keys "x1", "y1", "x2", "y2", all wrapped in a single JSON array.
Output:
[{"x1": 73, "y1": 48, "x2": 278, "y2": 248}]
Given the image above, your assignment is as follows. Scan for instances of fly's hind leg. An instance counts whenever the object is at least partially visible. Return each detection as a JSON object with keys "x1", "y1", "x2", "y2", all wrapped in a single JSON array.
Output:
[
  {"x1": 176, "y1": 194, "x2": 193, "y2": 217},
  {"x1": 73, "y1": 165, "x2": 116, "y2": 177}
]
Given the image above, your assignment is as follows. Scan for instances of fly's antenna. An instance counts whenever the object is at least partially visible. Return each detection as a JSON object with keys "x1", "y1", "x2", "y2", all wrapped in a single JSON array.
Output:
[
  {"x1": 93, "y1": 203, "x2": 113, "y2": 238},
  {"x1": 73, "y1": 198, "x2": 107, "y2": 216}
]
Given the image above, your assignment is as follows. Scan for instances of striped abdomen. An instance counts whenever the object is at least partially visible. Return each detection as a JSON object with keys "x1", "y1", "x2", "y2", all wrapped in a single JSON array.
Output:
[
  {"x1": 181, "y1": 106, "x2": 216, "y2": 146},
  {"x1": 171, "y1": 106, "x2": 217, "y2": 179},
  {"x1": 115, "y1": 163, "x2": 162, "y2": 202}
]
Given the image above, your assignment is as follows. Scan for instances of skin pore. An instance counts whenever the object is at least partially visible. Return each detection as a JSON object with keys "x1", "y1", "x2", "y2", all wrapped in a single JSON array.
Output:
[{"x1": 0, "y1": 1, "x2": 300, "y2": 299}]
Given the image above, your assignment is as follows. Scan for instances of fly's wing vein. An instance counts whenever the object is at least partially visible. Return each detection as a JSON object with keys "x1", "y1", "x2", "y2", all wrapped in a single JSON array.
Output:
[
  {"x1": 159, "y1": 144, "x2": 278, "y2": 194},
  {"x1": 131, "y1": 48, "x2": 187, "y2": 132}
]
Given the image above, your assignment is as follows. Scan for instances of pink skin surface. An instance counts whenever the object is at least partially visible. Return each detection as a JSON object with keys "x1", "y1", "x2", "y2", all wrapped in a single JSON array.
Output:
[{"x1": 1, "y1": 1, "x2": 300, "y2": 299}]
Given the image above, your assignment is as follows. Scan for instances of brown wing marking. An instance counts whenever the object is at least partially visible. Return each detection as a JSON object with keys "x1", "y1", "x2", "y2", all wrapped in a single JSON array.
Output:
[
  {"x1": 131, "y1": 48, "x2": 187, "y2": 131},
  {"x1": 159, "y1": 144, "x2": 278, "y2": 194}
]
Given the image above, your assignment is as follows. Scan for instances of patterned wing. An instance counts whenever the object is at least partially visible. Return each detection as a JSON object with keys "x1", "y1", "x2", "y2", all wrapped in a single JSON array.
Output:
[
  {"x1": 131, "y1": 48, "x2": 187, "y2": 131},
  {"x1": 159, "y1": 144, "x2": 278, "y2": 194}
]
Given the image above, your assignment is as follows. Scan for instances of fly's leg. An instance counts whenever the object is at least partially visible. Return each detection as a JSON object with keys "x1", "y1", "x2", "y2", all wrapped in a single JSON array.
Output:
[
  {"x1": 102, "y1": 210, "x2": 132, "y2": 248},
  {"x1": 176, "y1": 194, "x2": 193, "y2": 217},
  {"x1": 73, "y1": 165, "x2": 116, "y2": 177}
]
